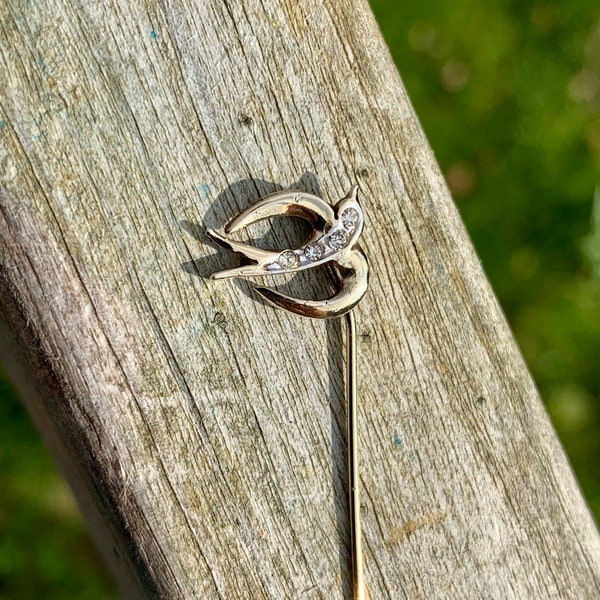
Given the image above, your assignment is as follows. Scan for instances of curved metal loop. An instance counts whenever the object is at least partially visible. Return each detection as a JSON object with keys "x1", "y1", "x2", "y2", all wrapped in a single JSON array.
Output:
[{"x1": 207, "y1": 184, "x2": 368, "y2": 319}]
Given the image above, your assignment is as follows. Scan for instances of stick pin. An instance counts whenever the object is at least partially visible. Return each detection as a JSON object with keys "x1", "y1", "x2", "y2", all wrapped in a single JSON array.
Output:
[{"x1": 207, "y1": 184, "x2": 369, "y2": 599}]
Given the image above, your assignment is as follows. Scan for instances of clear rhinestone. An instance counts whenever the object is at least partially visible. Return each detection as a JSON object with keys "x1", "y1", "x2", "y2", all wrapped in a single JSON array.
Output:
[
  {"x1": 341, "y1": 207, "x2": 359, "y2": 229},
  {"x1": 278, "y1": 250, "x2": 298, "y2": 269},
  {"x1": 329, "y1": 229, "x2": 349, "y2": 250},
  {"x1": 304, "y1": 243, "x2": 323, "y2": 262}
]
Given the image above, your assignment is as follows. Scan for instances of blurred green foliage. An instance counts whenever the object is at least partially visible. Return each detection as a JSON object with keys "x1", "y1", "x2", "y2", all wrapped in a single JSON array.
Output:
[
  {"x1": 0, "y1": 368, "x2": 116, "y2": 599},
  {"x1": 1, "y1": 1, "x2": 598, "y2": 597},
  {"x1": 369, "y1": 0, "x2": 600, "y2": 518}
]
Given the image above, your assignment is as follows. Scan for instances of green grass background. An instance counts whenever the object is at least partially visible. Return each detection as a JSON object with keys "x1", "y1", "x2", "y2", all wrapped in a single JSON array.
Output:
[{"x1": 1, "y1": 1, "x2": 599, "y2": 597}]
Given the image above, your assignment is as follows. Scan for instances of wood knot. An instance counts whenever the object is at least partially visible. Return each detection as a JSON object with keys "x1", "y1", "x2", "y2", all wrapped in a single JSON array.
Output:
[{"x1": 239, "y1": 113, "x2": 253, "y2": 127}]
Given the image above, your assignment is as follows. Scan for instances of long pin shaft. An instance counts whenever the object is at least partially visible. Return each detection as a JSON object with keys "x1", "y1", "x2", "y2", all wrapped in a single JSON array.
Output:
[{"x1": 345, "y1": 310, "x2": 366, "y2": 600}]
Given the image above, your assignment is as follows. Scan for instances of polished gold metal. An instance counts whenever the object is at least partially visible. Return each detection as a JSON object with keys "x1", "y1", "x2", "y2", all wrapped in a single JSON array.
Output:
[
  {"x1": 207, "y1": 184, "x2": 368, "y2": 318},
  {"x1": 207, "y1": 184, "x2": 369, "y2": 599},
  {"x1": 346, "y1": 309, "x2": 367, "y2": 600}
]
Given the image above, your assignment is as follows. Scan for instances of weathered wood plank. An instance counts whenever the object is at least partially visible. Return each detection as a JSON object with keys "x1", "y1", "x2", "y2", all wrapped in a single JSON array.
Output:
[{"x1": 0, "y1": 0, "x2": 598, "y2": 598}]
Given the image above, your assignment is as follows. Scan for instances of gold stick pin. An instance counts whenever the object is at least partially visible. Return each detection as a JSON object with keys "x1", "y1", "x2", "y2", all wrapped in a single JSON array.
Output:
[{"x1": 207, "y1": 184, "x2": 369, "y2": 600}]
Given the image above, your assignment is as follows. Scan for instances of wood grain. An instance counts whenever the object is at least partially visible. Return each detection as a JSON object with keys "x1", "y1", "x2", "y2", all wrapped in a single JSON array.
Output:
[{"x1": 1, "y1": 0, "x2": 599, "y2": 598}]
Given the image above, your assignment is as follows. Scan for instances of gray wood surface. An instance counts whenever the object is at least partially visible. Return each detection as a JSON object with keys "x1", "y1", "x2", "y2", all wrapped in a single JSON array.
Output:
[{"x1": 1, "y1": 0, "x2": 599, "y2": 598}]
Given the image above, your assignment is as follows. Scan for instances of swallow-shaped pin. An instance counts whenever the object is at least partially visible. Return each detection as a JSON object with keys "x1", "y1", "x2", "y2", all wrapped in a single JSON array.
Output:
[
  {"x1": 206, "y1": 184, "x2": 368, "y2": 319},
  {"x1": 206, "y1": 183, "x2": 370, "y2": 600}
]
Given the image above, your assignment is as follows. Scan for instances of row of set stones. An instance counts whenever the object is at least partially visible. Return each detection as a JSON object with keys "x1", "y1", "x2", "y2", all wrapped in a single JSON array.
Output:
[{"x1": 277, "y1": 207, "x2": 360, "y2": 270}]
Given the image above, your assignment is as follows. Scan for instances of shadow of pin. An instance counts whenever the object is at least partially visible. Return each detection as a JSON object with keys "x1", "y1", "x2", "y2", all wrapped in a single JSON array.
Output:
[
  {"x1": 181, "y1": 172, "x2": 353, "y2": 595},
  {"x1": 181, "y1": 172, "x2": 330, "y2": 305},
  {"x1": 327, "y1": 317, "x2": 353, "y2": 598}
]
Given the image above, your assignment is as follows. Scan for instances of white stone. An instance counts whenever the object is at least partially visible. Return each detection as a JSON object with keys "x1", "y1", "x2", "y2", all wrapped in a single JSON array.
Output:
[
  {"x1": 341, "y1": 207, "x2": 359, "y2": 229},
  {"x1": 278, "y1": 250, "x2": 298, "y2": 269},
  {"x1": 329, "y1": 229, "x2": 349, "y2": 250},
  {"x1": 304, "y1": 243, "x2": 323, "y2": 261}
]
